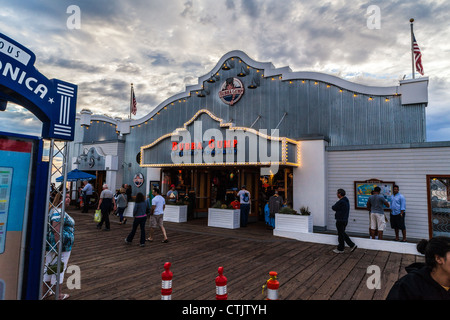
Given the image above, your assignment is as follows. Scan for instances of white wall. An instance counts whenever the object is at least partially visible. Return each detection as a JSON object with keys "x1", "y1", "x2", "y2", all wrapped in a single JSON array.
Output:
[
  {"x1": 146, "y1": 168, "x2": 161, "y2": 196},
  {"x1": 327, "y1": 146, "x2": 450, "y2": 240},
  {"x1": 293, "y1": 139, "x2": 328, "y2": 229}
]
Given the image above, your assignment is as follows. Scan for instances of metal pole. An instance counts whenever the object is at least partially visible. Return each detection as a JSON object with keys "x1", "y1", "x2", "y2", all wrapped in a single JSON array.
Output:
[
  {"x1": 55, "y1": 141, "x2": 69, "y2": 300},
  {"x1": 39, "y1": 139, "x2": 54, "y2": 299},
  {"x1": 410, "y1": 18, "x2": 415, "y2": 79}
]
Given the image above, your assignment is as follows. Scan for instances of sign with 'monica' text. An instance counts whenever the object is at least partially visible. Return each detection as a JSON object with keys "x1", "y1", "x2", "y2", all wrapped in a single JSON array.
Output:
[{"x1": 0, "y1": 33, "x2": 77, "y2": 141}]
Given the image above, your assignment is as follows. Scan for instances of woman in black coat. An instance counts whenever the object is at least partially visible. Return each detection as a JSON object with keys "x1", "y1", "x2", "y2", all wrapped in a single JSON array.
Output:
[{"x1": 386, "y1": 236, "x2": 450, "y2": 300}]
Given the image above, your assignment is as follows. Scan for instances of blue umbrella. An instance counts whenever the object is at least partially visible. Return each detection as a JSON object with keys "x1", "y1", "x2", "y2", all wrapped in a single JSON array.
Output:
[{"x1": 56, "y1": 169, "x2": 96, "y2": 182}]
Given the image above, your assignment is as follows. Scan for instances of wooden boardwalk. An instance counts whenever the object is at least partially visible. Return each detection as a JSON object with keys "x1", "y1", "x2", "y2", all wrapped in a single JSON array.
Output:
[{"x1": 61, "y1": 210, "x2": 423, "y2": 300}]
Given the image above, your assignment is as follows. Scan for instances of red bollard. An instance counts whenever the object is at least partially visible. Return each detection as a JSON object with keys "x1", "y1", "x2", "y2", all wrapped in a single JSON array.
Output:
[
  {"x1": 161, "y1": 262, "x2": 173, "y2": 300},
  {"x1": 262, "y1": 271, "x2": 279, "y2": 300},
  {"x1": 215, "y1": 266, "x2": 228, "y2": 300}
]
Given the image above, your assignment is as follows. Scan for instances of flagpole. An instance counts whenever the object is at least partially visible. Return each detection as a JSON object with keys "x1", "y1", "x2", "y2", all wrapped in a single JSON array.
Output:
[
  {"x1": 410, "y1": 18, "x2": 415, "y2": 79},
  {"x1": 129, "y1": 83, "x2": 133, "y2": 119}
]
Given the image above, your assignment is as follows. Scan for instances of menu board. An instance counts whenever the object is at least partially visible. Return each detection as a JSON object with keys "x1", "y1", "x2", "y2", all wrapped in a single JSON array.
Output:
[
  {"x1": 354, "y1": 179, "x2": 394, "y2": 210},
  {"x1": 0, "y1": 167, "x2": 13, "y2": 254}
]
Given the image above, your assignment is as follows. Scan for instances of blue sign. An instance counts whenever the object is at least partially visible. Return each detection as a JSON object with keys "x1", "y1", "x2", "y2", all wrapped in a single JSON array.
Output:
[{"x1": 0, "y1": 33, "x2": 77, "y2": 141}]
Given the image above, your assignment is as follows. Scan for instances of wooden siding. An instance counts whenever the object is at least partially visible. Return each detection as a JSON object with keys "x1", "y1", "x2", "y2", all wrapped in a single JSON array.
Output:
[{"x1": 327, "y1": 146, "x2": 450, "y2": 239}]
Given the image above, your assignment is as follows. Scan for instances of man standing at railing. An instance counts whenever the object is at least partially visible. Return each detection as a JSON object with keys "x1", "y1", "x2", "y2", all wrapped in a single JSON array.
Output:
[{"x1": 81, "y1": 180, "x2": 93, "y2": 213}]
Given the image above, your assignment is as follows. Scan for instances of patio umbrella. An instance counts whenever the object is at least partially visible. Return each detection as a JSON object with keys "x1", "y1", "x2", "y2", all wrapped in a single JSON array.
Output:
[{"x1": 56, "y1": 169, "x2": 96, "y2": 182}]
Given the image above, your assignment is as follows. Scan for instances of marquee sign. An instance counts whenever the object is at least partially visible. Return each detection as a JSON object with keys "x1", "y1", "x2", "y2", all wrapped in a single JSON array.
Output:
[
  {"x1": 0, "y1": 33, "x2": 77, "y2": 141},
  {"x1": 140, "y1": 109, "x2": 300, "y2": 175},
  {"x1": 218, "y1": 77, "x2": 244, "y2": 106}
]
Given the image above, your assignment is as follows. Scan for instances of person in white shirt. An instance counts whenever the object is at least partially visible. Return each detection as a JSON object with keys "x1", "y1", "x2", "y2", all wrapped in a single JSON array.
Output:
[
  {"x1": 147, "y1": 188, "x2": 168, "y2": 243},
  {"x1": 237, "y1": 185, "x2": 251, "y2": 227}
]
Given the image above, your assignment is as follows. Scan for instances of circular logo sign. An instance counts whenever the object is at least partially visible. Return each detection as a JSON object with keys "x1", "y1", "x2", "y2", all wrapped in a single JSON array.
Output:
[
  {"x1": 218, "y1": 77, "x2": 244, "y2": 106},
  {"x1": 133, "y1": 172, "x2": 145, "y2": 188}
]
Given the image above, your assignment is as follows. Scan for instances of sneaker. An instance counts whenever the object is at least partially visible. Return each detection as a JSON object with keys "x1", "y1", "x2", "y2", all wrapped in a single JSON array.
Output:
[
  {"x1": 333, "y1": 249, "x2": 344, "y2": 254},
  {"x1": 139, "y1": 244, "x2": 145, "y2": 247},
  {"x1": 350, "y1": 245, "x2": 358, "y2": 252},
  {"x1": 124, "y1": 238, "x2": 131, "y2": 244}
]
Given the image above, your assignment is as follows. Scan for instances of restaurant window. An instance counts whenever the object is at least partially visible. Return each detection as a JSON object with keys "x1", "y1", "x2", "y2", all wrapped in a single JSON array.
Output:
[{"x1": 428, "y1": 176, "x2": 450, "y2": 237}]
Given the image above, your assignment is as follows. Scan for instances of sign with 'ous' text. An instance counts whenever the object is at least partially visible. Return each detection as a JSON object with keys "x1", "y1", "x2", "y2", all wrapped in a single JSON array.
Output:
[{"x1": 0, "y1": 33, "x2": 77, "y2": 141}]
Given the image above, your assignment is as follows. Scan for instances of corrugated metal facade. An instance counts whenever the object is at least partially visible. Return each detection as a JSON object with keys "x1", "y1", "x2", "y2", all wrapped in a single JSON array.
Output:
[{"x1": 71, "y1": 51, "x2": 428, "y2": 202}]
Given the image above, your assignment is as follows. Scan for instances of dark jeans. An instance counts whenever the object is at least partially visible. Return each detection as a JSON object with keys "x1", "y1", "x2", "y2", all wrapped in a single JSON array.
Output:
[
  {"x1": 336, "y1": 220, "x2": 355, "y2": 251},
  {"x1": 82, "y1": 194, "x2": 91, "y2": 212},
  {"x1": 97, "y1": 208, "x2": 111, "y2": 230},
  {"x1": 240, "y1": 204, "x2": 250, "y2": 227},
  {"x1": 126, "y1": 216, "x2": 147, "y2": 245},
  {"x1": 117, "y1": 207, "x2": 126, "y2": 222}
]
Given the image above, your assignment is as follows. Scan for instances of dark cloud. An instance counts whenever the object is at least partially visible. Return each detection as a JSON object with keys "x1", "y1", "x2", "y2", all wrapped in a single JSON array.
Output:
[
  {"x1": 41, "y1": 56, "x2": 105, "y2": 73},
  {"x1": 1, "y1": 0, "x2": 449, "y2": 139}
]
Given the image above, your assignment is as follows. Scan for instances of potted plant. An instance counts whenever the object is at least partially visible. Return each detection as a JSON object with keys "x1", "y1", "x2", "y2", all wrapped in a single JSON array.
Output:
[
  {"x1": 208, "y1": 201, "x2": 240, "y2": 229},
  {"x1": 274, "y1": 206, "x2": 313, "y2": 233},
  {"x1": 164, "y1": 199, "x2": 188, "y2": 223}
]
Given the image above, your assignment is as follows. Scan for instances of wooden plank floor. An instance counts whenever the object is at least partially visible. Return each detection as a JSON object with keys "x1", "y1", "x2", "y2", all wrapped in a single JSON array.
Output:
[{"x1": 60, "y1": 210, "x2": 424, "y2": 300}]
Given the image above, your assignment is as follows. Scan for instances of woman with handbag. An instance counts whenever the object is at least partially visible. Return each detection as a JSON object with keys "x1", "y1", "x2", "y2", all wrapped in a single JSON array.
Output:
[{"x1": 116, "y1": 187, "x2": 128, "y2": 225}]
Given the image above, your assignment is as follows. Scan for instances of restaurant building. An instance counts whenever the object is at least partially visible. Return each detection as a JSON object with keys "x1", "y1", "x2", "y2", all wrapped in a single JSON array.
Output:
[{"x1": 69, "y1": 50, "x2": 450, "y2": 241}]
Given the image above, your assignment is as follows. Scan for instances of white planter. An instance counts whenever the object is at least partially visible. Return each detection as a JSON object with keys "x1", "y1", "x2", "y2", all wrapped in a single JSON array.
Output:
[
  {"x1": 275, "y1": 213, "x2": 313, "y2": 233},
  {"x1": 123, "y1": 202, "x2": 135, "y2": 218},
  {"x1": 164, "y1": 205, "x2": 188, "y2": 223},
  {"x1": 208, "y1": 208, "x2": 240, "y2": 229}
]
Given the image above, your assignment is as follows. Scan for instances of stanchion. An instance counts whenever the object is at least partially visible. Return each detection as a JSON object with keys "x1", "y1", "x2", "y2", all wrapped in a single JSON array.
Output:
[
  {"x1": 161, "y1": 262, "x2": 173, "y2": 300},
  {"x1": 215, "y1": 266, "x2": 228, "y2": 300},
  {"x1": 262, "y1": 271, "x2": 279, "y2": 300}
]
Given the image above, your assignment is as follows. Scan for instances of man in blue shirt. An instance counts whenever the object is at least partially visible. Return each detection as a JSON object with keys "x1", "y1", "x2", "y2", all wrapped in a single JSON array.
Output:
[
  {"x1": 390, "y1": 185, "x2": 407, "y2": 242},
  {"x1": 81, "y1": 180, "x2": 94, "y2": 213}
]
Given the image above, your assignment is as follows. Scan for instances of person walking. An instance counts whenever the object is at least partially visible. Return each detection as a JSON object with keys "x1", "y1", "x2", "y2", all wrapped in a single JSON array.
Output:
[
  {"x1": 116, "y1": 187, "x2": 128, "y2": 225},
  {"x1": 43, "y1": 193, "x2": 75, "y2": 300},
  {"x1": 97, "y1": 184, "x2": 116, "y2": 231},
  {"x1": 147, "y1": 188, "x2": 168, "y2": 243},
  {"x1": 125, "y1": 192, "x2": 148, "y2": 247},
  {"x1": 386, "y1": 236, "x2": 450, "y2": 300},
  {"x1": 332, "y1": 188, "x2": 357, "y2": 254},
  {"x1": 237, "y1": 185, "x2": 251, "y2": 227},
  {"x1": 268, "y1": 190, "x2": 283, "y2": 229},
  {"x1": 367, "y1": 186, "x2": 390, "y2": 240},
  {"x1": 390, "y1": 185, "x2": 407, "y2": 242},
  {"x1": 81, "y1": 180, "x2": 93, "y2": 213}
]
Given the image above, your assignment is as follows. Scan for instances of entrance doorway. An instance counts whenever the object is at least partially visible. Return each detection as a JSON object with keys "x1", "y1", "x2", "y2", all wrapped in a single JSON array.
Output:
[{"x1": 161, "y1": 166, "x2": 293, "y2": 221}]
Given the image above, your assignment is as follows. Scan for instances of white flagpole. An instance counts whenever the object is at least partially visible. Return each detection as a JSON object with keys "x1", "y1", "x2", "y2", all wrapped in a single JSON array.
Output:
[
  {"x1": 410, "y1": 18, "x2": 415, "y2": 79},
  {"x1": 129, "y1": 83, "x2": 133, "y2": 119}
]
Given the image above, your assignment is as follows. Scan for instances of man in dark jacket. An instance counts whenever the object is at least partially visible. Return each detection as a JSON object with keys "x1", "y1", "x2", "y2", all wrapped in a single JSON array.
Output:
[{"x1": 332, "y1": 189, "x2": 357, "y2": 254}]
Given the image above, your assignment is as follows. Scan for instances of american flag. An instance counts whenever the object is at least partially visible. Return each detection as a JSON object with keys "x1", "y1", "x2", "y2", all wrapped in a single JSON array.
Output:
[
  {"x1": 413, "y1": 33, "x2": 424, "y2": 75},
  {"x1": 131, "y1": 86, "x2": 137, "y2": 115}
]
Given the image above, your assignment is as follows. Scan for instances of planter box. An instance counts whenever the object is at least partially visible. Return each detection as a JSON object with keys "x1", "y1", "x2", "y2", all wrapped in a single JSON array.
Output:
[
  {"x1": 164, "y1": 205, "x2": 188, "y2": 223},
  {"x1": 208, "y1": 208, "x2": 240, "y2": 229},
  {"x1": 275, "y1": 213, "x2": 313, "y2": 233}
]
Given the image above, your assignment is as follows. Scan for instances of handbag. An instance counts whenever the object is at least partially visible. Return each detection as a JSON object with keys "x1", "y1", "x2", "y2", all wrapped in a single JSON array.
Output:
[{"x1": 94, "y1": 209, "x2": 102, "y2": 222}]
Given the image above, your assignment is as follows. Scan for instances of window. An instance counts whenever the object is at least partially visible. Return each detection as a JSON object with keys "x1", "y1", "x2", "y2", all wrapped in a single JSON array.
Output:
[{"x1": 427, "y1": 176, "x2": 450, "y2": 237}]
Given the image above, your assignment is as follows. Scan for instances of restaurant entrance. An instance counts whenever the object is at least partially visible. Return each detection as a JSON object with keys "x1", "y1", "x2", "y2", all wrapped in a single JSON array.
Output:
[{"x1": 161, "y1": 166, "x2": 293, "y2": 222}]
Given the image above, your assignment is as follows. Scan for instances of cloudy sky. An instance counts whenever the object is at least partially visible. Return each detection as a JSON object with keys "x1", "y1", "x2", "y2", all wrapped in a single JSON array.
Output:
[{"x1": 1, "y1": 0, "x2": 449, "y2": 141}]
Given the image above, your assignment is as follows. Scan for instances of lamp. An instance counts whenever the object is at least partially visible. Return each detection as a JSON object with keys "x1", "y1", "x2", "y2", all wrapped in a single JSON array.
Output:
[
  {"x1": 207, "y1": 73, "x2": 216, "y2": 83},
  {"x1": 248, "y1": 76, "x2": 260, "y2": 89},
  {"x1": 122, "y1": 161, "x2": 132, "y2": 168},
  {"x1": 237, "y1": 66, "x2": 248, "y2": 77},
  {"x1": 197, "y1": 89, "x2": 210, "y2": 97},
  {"x1": 222, "y1": 62, "x2": 231, "y2": 70}
]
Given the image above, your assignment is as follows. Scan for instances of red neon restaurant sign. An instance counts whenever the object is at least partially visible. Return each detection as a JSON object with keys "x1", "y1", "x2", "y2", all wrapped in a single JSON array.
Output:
[{"x1": 172, "y1": 139, "x2": 237, "y2": 151}]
